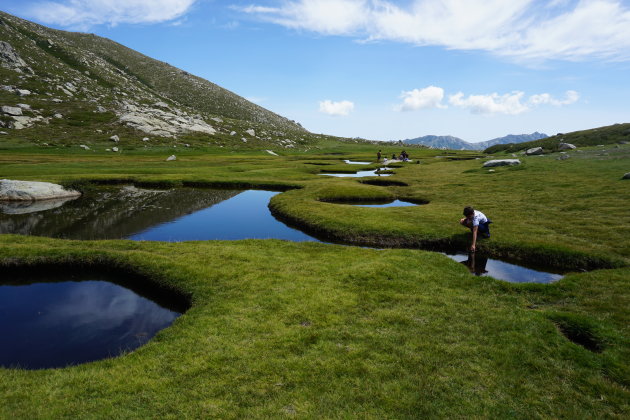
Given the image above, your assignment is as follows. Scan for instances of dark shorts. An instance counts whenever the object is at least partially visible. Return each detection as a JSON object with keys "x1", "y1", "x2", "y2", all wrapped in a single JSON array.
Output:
[{"x1": 477, "y1": 221, "x2": 491, "y2": 235}]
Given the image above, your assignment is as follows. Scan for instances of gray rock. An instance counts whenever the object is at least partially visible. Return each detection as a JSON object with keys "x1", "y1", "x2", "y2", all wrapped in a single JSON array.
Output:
[
  {"x1": 0, "y1": 41, "x2": 29, "y2": 72},
  {"x1": 265, "y1": 150, "x2": 278, "y2": 156},
  {"x1": 53, "y1": 113, "x2": 63, "y2": 119},
  {"x1": 110, "y1": 135, "x2": 120, "y2": 142},
  {"x1": 242, "y1": 138, "x2": 248, "y2": 143},
  {"x1": 166, "y1": 155, "x2": 176, "y2": 161},
  {"x1": 142, "y1": 137, "x2": 149, "y2": 142},
  {"x1": 526, "y1": 147, "x2": 543, "y2": 155},
  {"x1": 623, "y1": 172, "x2": 630, "y2": 180},
  {"x1": 245, "y1": 129, "x2": 255, "y2": 136},
  {"x1": 112, "y1": 147, "x2": 119, "y2": 152},
  {"x1": 17, "y1": 103, "x2": 31, "y2": 110},
  {"x1": 558, "y1": 142, "x2": 576, "y2": 150},
  {"x1": 483, "y1": 159, "x2": 521, "y2": 167},
  {"x1": 1, "y1": 105, "x2": 22, "y2": 116},
  {"x1": 556, "y1": 154, "x2": 570, "y2": 160},
  {"x1": 230, "y1": 131, "x2": 236, "y2": 136},
  {"x1": 0, "y1": 131, "x2": 7, "y2": 135},
  {"x1": 79, "y1": 144, "x2": 90, "y2": 150},
  {"x1": 51, "y1": 98, "x2": 62, "y2": 103},
  {"x1": 16, "y1": 89, "x2": 30, "y2": 96},
  {"x1": 0, "y1": 179, "x2": 81, "y2": 201}
]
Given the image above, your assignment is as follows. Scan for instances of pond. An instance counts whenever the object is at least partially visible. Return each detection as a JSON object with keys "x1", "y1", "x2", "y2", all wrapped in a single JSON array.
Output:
[
  {"x1": 0, "y1": 186, "x2": 564, "y2": 283},
  {"x1": 331, "y1": 199, "x2": 418, "y2": 208},
  {"x1": 343, "y1": 160, "x2": 371, "y2": 165},
  {"x1": 320, "y1": 168, "x2": 392, "y2": 177},
  {"x1": 0, "y1": 270, "x2": 186, "y2": 369},
  {"x1": 444, "y1": 252, "x2": 563, "y2": 283},
  {"x1": 0, "y1": 187, "x2": 317, "y2": 242}
]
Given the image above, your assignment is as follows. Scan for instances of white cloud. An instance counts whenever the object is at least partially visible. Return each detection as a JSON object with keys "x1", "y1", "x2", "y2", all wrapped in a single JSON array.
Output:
[
  {"x1": 448, "y1": 89, "x2": 579, "y2": 115},
  {"x1": 395, "y1": 86, "x2": 445, "y2": 111},
  {"x1": 528, "y1": 90, "x2": 579, "y2": 106},
  {"x1": 319, "y1": 100, "x2": 355, "y2": 116},
  {"x1": 240, "y1": 0, "x2": 630, "y2": 62},
  {"x1": 24, "y1": 0, "x2": 197, "y2": 28}
]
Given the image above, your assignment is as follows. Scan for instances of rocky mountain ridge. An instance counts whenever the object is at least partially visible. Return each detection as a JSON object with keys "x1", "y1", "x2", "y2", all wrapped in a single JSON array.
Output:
[{"x1": 401, "y1": 132, "x2": 549, "y2": 150}]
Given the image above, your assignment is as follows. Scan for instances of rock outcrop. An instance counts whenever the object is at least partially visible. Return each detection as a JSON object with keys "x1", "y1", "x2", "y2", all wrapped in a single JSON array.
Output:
[
  {"x1": 0, "y1": 41, "x2": 32, "y2": 73},
  {"x1": 0, "y1": 179, "x2": 81, "y2": 201},
  {"x1": 526, "y1": 147, "x2": 544, "y2": 155},
  {"x1": 483, "y1": 159, "x2": 521, "y2": 168},
  {"x1": 558, "y1": 143, "x2": 576, "y2": 150}
]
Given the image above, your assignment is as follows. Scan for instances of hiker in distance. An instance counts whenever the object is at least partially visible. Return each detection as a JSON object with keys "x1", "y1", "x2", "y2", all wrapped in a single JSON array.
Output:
[
  {"x1": 459, "y1": 206, "x2": 491, "y2": 252},
  {"x1": 377, "y1": 150, "x2": 382, "y2": 162}
]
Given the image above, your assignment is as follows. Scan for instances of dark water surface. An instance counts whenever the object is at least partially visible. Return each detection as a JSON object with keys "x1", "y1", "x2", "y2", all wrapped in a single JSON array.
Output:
[{"x1": 0, "y1": 273, "x2": 183, "y2": 369}]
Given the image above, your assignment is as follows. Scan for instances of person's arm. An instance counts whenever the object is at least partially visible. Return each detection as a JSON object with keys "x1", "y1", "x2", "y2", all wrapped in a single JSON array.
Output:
[{"x1": 470, "y1": 225, "x2": 478, "y2": 252}]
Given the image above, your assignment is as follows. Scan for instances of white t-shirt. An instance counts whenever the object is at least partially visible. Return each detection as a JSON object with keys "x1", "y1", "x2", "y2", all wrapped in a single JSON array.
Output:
[{"x1": 472, "y1": 210, "x2": 488, "y2": 227}]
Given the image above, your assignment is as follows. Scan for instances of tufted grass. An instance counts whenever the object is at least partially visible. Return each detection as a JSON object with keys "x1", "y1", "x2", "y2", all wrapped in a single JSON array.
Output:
[
  {"x1": 0, "y1": 235, "x2": 628, "y2": 418},
  {"x1": 0, "y1": 143, "x2": 629, "y2": 418}
]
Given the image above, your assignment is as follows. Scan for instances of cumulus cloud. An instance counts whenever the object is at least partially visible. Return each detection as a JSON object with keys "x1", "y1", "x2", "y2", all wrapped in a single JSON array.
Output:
[
  {"x1": 24, "y1": 0, "x2": 197, "y2": 28},
  {"x1": 240, "y1": 0, "x2": 630, "y2": 61},
  {"x1": 529, "y1": 90, "x2": 579, "y2": 106},
  {"x1": 319, "y1": 99, "x2": 355, "y2": 116},
  {"x1": 395, "y1": 86, "x2": 446, "y2": 111},
  {"x1": 448, "y1": 89, "x2": 579, "y2": 115}
]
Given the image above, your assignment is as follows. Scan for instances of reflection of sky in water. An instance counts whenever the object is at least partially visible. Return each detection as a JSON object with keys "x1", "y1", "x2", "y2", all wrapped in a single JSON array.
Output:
[
  {"x1": 129, "y1": 190, "x2": 317, "y2": 242},
  {"x1": 352, "y1": 200, "x2": 417, "y2": 208},
  {"x1": 343, "y1": 160, "x2": 370, "y2": 165},
  {"x1": 0, "y1": 280, "x2": 180, "y2": 369},
  {"x1": 444, "y1": 253, "x2": 563, "y2": 283}
]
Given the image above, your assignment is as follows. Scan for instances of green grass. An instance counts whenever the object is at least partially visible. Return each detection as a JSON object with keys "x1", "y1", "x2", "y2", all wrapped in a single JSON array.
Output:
[
  {"x1": 0, "y1": 142, "x2": 629, "y2": 418},
  {"x1": 0, "y1": 236, "x2": 628, "y2": 418}
]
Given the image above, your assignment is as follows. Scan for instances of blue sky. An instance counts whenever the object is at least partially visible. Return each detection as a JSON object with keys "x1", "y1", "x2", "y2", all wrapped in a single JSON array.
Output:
[{"x1": 2, "y1": 0, "x2": 629, "y2": 142}]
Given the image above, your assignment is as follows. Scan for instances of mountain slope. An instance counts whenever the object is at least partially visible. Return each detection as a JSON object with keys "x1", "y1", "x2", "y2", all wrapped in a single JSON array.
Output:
[
  {"x1": 402, "y1": 135, "x2": 471, "y2": 150},
  {"x1": 0, "y1": 10, "x2": 328, "y2": 151},
  {"x1": 484, "y1": 123, "x2": 630, "y2": 153},
  {"x1": 474, "y1": 132, "x2": 548, "y2": 150}
]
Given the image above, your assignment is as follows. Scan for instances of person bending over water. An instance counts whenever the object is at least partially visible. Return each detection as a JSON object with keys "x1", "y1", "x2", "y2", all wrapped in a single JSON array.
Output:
[{"x1": 459, "y1": 206, "x2": 491, "y2": 252}]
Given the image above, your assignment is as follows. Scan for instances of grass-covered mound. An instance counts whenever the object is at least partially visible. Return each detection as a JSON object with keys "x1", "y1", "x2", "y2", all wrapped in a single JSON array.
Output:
[
  {"x1": 0, "y1": 235, "x2": 628, "y2": 418},
  {"x1": 484, "y1": 122, "x2": 630, "y2": 154}
]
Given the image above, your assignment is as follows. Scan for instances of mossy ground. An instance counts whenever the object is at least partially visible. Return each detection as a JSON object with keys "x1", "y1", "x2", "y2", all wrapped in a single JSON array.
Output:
[{"x1": 0, "y1": 143, "x2": 629, "y2": 418}]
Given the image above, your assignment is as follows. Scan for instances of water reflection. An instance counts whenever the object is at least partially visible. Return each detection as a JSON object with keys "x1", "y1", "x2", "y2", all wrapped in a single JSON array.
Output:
[
  {"x1": 335, "y1": 199, "x2": 418, "y2": 208},
  {"x1": 0, "y1": 186, "x2": 241, "y2": 240},
  {"x1": 320, "y1": 168, "x2": 393, "y2": 177},
  {"x1": 0, "y1": 274, "x2": 182, "y2": 369},
  {"x1": 343, "y1": 160, "x2": 371, "y2": 165},
  {"x1": 130, "y1": 190, "x2": 317, "y2": 242},
  {"x1": 0, "y1": 196, "x2": 79, "y2": 215},
  {"x1": 444, "y1": 252, "x2": 563, "y2": 283}
]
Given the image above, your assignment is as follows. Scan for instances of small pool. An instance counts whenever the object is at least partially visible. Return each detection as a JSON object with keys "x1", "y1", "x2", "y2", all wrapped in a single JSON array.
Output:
[
  {"x1": 320, "y1": 168, "x2": 392, "y2": 177},
  {"x1": 330, "y1": 199, "x2": 418, "y2": 208},
  {"x1": 343, "y1": 160, "x2": 371, "y2": 165},
  {"x1": 444, "y1": 252, "x2": 563, "y2": 283},
  {"x1": 0, "y1": 271, "x2": 185, "y2": 369}
]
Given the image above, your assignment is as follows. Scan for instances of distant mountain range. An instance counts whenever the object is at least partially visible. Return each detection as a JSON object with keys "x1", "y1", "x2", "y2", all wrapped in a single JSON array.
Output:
[{"x1": 401, "y1": 132, "x2": 548, "y2": 150}]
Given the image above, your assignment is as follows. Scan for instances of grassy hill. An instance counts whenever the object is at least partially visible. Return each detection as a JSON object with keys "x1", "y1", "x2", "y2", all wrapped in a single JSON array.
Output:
[{"x1": 484, "y1": 123, "x2": 630, "y2": 154}]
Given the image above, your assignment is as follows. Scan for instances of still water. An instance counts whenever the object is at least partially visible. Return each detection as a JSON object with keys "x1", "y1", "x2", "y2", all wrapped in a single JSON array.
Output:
[
  {"x1": 320, "y1": 168, "x2": 392, "y2": 177},
  {"x1": 334, "y1": 199, "x2": 418, "y2": 208},
  {"x1": 444, "y1": 253, "x2": 563, "y2": 283},
  {"x1": 0, "y1": 186, "x2": 563, "y2": 283},
  {"x1": 0, "y1": 273, "x2": 184, "y2": 369}
]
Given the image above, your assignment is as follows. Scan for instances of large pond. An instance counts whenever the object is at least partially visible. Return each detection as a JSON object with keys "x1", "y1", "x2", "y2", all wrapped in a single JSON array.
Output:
[
  {"x1": 0, "y1": 270, "x2": 185, "y2": 369},
  {"x1": 0, "y1": 186, "x2": 563, "y2": 283},
  {"x1": 0, "y1": 187, "x2": 317, "y2": 242}
]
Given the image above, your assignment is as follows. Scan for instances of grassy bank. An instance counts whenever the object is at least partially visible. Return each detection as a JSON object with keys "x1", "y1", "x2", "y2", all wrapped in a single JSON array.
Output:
[
  {"x1": 0, "y1": 144, "x2": 629, "y2": 417},
  {"x1": 0, "y1": 235, "x2": 628, "y2": 418}
]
